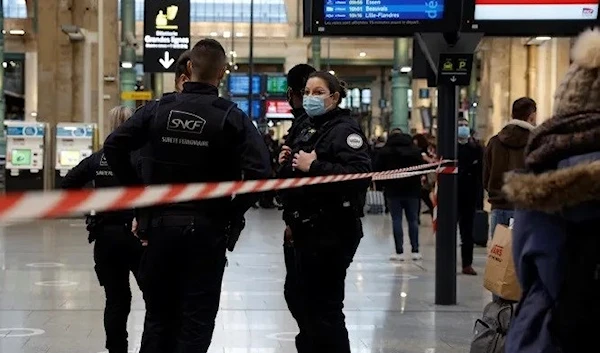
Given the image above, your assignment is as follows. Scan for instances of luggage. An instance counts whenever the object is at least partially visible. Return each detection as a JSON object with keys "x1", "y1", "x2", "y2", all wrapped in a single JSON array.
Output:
[
  {"x1": 366, "y1": 184, "x2": 385, "y2": 214},
  {"x1": 473, "y1": 210, "x2": 489, "y2": 247},
  {"x1": 470, "y1": 299, "x2": 514, "y2": 353}
]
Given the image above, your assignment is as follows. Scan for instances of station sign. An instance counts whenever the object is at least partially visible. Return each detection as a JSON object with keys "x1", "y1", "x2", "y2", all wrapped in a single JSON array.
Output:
[
  {"x1": 437, "y1": 53, "x2": 473, "y2": 86},
  {"x1": 121, "y1": 91, "x2": 153, "y2": 101},
  {"x1": 143, "y1": 0, "x2": 191, "y2": 73}
]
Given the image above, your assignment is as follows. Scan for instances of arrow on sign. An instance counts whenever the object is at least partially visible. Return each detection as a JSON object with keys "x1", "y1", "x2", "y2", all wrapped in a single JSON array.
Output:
[
  {"x1": 450, "y1": 76, "x2": 457, "y2": 83},
  {"x1": 159, "y1": 51, "x2": 175, "y2": 69}
]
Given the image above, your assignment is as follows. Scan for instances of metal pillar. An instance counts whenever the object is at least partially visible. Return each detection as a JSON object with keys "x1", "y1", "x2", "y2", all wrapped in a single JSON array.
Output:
[
  {"x1": 248, "y1": 0, "x2": 254, "y2": 120},
  {"x1": 435, "y1": 84, "x2": 459, "y2": 305},
  {"x1": 312, "y1": 36, "x2": 321, "y2": 70},
  {"x1": 0, "y1": 1, "x2": 6, "y2": 157},
  {"x1": 153, "y1": 73, "x2": 164, "y2": 98},
  {"x1": 391, "y1": 38, "x2": 410, "y2": 132},
  {"x1": 120, "y1": 0, "x2": 136, "y2": 109}
]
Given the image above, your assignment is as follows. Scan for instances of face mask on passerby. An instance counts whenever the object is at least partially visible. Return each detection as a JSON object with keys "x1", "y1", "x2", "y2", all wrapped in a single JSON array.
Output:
[{"x1": 458, "y1": 126, "x2": 471, "y2": 139}]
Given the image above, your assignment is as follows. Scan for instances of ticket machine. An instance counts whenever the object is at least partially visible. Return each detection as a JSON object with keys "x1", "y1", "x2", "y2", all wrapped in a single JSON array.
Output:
[
  {"x1": 4, "y1": 121, "x2": 49, "y2": 191},
  {"x1": 54, "y1": 123, "x2": 96, "y2": 188}
]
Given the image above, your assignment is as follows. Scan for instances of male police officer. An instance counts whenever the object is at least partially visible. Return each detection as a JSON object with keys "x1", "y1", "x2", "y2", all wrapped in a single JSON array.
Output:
[{"x1": 103, "y1": 38, "x2": 271, "y2": 353}]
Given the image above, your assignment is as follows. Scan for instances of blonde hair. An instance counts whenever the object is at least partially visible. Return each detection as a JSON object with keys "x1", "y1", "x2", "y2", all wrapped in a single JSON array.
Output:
[{"x1": 108, "y1": 106, "x2": 133, "y2": 132}]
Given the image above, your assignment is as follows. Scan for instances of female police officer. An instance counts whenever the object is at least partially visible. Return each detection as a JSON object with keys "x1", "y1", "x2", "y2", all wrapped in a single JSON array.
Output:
[
  {"x1": 278, "y1": 71, "x2": 371, "y2": 353},
  {"x1": 61, "y1": 106, "x2": 143, "y2": 353}
]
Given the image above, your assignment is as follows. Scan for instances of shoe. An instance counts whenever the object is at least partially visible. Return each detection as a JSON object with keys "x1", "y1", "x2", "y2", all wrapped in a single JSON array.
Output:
[
  {"x1": 411, "y1": 252, "x2": 423, "y2": 261},
  {"x1": 390, "y1": 254, "x2": 405, "y2": 261},
  {"x1": 462, "y1": 266, "x2": 477, "y2": 275}
]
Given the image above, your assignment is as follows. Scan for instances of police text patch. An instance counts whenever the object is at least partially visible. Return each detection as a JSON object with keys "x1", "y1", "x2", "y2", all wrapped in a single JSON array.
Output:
[{"x1": 346, "y1": 134, "x2": 364, "y2": 149}]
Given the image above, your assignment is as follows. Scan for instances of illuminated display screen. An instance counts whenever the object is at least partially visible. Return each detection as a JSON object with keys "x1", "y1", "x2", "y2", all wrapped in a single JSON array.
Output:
[
  {"x1": 12, "y1": 149, "x2": 32, "y2": 166},
  {"x1": 265, "y1": 100, "x2": 294, "y2": 119},
  {"x1": 474, "y1": 0, "x2": 599, "y2": 20},
  {"x1": 324, "y1": 0, "x2": 445, "y2": 21},
  {"x1": 60, "y1": 150, "x2": 82, "y2": 167},
  {"x1": 266, "y1": 76, "x2": 288, "y2": 95},
  {"x1": 232, "y1": 98, "x2": 262, "y2": 118},
  {"x1": 228, "y1": 74, "x2": 262, "y2": 96}
]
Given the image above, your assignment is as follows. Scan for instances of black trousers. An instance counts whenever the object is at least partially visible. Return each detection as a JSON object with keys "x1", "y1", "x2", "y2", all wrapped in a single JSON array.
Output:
[
  {"x1": 93, "y1": 226, "x2": 143, "y2": 353},
  {"x1": 138, "y1": 218, "x2": 227, "y2": 353},
  {"x1": 457, "y1": 202, "x2": 476, "y2": 268},
  {"x1": 284, "y1": 218, "x2": 362, "y2": 353}
]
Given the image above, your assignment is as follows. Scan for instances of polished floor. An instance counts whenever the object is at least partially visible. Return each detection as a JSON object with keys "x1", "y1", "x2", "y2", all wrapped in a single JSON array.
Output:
[{"x1": 0, "y1": 208, "x2": 491, "y2": 353}]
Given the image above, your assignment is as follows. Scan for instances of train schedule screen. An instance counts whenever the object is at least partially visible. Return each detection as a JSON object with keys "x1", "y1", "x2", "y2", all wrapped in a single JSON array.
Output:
[
  {"x1": 474, "y1": 0, "x2": 599, "y2": 20},
  {"x1": 323, "y1": 0, "x2": 446, "y2": 23}
]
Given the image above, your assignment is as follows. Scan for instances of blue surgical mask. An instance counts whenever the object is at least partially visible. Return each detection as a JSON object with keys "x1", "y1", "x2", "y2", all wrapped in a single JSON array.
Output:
[
  {"x1": 458, "y1": 126, "x2": 471, "y2": 139},
  {"x1": 303, "y1": 95, "x2": 328, "y2": 117}
]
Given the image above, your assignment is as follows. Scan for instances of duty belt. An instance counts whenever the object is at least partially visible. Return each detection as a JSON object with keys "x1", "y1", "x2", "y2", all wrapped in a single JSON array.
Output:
[{"x1": 284, "y1": 201, "x2": 354, "y2": 225}]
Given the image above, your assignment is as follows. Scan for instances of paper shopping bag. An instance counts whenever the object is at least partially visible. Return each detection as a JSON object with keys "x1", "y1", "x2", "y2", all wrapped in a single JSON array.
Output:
[{"x1": 483, "y1": 225, "x2": 522, "y2": 301}]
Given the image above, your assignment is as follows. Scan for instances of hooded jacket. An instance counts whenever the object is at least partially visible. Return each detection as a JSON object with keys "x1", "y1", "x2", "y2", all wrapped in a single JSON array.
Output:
[
  {"x1": 483, "y1": 119, "x2": 535, "y2": 210},
  {"x1": 503, "y1": 151, "x2": 600, "y2": 353},
  {"x1": 374, "y1": 133, "x2": 423, "y2": 198}
]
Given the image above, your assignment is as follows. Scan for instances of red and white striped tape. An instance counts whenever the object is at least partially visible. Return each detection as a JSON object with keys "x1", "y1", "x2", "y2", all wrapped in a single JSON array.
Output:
[
  {"x1": 0, "y1": 160, "x2": 454, "y2": 223},
  {"x1": 430, "y1": 163, "x2": 458, "y2": 234}
]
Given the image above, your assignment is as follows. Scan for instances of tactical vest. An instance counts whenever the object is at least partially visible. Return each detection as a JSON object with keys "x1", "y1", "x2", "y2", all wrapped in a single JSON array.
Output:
[{"x1": 143, "y1": 93, "x2": 239, "y2": 186}]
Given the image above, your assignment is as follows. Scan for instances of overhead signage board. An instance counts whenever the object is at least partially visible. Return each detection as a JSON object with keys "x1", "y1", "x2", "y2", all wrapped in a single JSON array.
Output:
[
  {"x1": 304, "y1": 0, "x2": 462, "y2": 36},
  {"x1": 143, "y1": 0, "x2": 191, "y2": 73},
  {"x1": 265, "y1": 100, "x2": 294, "y2": 119},
  {"x1": 462, "y1": 0, "x2": 600, "y2": 35},
  {"x1": 437, "y1": 53, "x2": 473, "y2": 86},
  {"x1": 121, "y1": 91, "x2": 153, "y2": 101}
]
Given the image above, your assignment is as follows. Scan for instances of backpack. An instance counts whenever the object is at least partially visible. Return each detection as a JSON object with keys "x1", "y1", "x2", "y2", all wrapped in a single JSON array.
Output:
[{"x1": 470, "y1": 299, "x2": 514, "y2": 353}]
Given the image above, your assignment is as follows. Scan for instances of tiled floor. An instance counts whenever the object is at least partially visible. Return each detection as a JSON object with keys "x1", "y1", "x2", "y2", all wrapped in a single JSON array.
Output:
[{"x1": 0, "y1": 208, "x2": 491, "y2": 353}]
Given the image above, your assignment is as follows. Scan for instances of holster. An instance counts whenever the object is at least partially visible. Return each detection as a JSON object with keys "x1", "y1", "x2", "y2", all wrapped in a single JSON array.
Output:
[{"x1": 86, "y1": 215, "x2": 132, "y2": 243}]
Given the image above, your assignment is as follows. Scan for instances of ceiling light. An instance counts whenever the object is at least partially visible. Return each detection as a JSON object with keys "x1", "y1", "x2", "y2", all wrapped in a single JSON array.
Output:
[
  {"x1": 400, "y1": 66, "x2": 412, "y2": 73},
  {"x1": 223, "y1": 31, "x2": 231, "y2": 38},
  {"x1": 225, "y1": 69, "x2": 231, "y2": 74},
  {"x1": 328, "y1": 70, "x2": 335, "y2": 75},
  {"x1": 209, "y1": 31, "x2": 218, "y2": 37},
  {"x1": 235, "y1": 32, "x2": 244, "y2": 37},
  {"x1": 535, "y1": 36, "x2": 551, "y2": 41},
  {"x1": 2, "y1": 62, "x2": 6, "y2": 69},
  {"x1": 121, "y1": 61, "x2": 133, "y2": 69},
  {"x1": 359, "y1": 52, "x2": 366, "y2": 57},
  {"x1": 9, "y1": 29, "x2": 25, "y2": 35}
]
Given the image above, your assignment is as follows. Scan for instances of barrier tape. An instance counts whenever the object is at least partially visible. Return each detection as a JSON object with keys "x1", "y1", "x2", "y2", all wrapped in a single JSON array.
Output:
[
  {"x1": 0, "y1": 160, "x2": 454, "y2": 224},
  {"x1": 430, "y1": 163, "x2": 458, "y2": 234}
]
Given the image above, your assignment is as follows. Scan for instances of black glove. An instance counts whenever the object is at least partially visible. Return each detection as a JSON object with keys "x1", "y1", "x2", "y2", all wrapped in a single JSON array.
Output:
[{"x1": 226, "y1": 216, "x2": 246, "y2": 252}]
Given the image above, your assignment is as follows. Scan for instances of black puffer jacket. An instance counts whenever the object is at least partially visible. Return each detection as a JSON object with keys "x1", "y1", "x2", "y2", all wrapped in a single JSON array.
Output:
[{"x1": 374, "y1": 133, "x2": 424, "y2": 198}]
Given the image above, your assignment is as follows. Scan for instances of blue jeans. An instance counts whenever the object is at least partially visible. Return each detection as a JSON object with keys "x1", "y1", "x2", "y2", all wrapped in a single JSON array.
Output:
[
  {"x1": 490, "y1": 209, "x2": 514, "y2": 238},
  {"x1": 389, "y1": 197, "x2": 420, "y2": 254}
]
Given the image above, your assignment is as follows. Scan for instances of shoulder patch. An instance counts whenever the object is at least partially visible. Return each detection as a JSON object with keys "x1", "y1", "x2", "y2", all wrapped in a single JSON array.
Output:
[{"x1": 346, "y1": 133, "x2": 364, "y2": 149}]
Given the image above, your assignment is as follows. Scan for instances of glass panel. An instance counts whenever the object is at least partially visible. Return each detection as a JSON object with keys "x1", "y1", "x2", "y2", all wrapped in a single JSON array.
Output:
[
  {"x1": 120, "y1": 0, "x2": 287, "y2": 23},
  {"x1": 4, "y1": 0, "x2": 27, "y2": 18}
]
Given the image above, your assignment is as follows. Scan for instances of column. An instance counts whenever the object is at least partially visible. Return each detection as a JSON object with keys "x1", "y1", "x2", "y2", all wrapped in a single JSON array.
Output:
[
  {"x1": 391, "y1": 38, "x2": 410, "y2": 133},
  {"x1": 311, "y1": 36, "x2": 321, "y2": 70},
  {"x1": 0, "y1": 3, "x2": 5, "y2": 156},
  {"x1": 24, "y1": 52, "x2": 38, "y2": 121},
  {"x1": 102, "y1": 0, "x2": 121, "y2": 138},
  {"x1": 154, "y1": 74, "x2": 164, "y2": 98},
  {"x1": 120, "y1": 0, "x2": 137, "y2": 109},
  {"x1": 37, "y1": 0, "x2": 74, "y2": 125}
]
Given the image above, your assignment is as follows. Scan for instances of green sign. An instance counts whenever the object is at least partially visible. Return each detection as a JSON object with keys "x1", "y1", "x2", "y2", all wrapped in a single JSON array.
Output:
[{"x1": 266, "y1": 76, "x2": 287, "y2": 95}]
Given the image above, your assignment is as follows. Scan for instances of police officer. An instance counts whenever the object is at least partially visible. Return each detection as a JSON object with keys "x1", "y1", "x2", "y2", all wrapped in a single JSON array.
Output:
[
  {"x1": 61, "y1": 106, "x2": 143, "y2": 353},
  {"x1": 278, "y1": 71, "x2": 372, "y2": 353},
  {"x1": 277, "y1": 63, "x2": 316, "y2": 348},
  {"x1": 103, "y1": 38, "x2": 271, "y2": 353}
]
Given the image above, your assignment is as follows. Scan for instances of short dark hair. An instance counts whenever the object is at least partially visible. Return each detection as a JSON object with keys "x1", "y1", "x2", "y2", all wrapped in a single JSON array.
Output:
[
  {"x1": 512, "y1": 97, "x2": 537, "y2": 121},
  {"x1": 307, "y1": 71, "x2": 348, "y2": 104},
  {"x1": 190, "y1": 39, "x2": 227, "y2": 81},
  {"x1": 175, "y1": 50, "x2": 191, "y2": 79},
  {"x1": 287, "y1": 64, "x2": 316, "y2": 93}
]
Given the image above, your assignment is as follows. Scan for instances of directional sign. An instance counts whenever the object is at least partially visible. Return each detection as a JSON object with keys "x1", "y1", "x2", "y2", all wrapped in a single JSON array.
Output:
[
  {"x1": 121, "y1": 91, "x2": 153, "y2": 101},
  {"x1": 143, "y1": 0, "x2": 190, "y2": 73},
  {"x1": 437, "y1": 53, "x2": 474, "y2": 86}
]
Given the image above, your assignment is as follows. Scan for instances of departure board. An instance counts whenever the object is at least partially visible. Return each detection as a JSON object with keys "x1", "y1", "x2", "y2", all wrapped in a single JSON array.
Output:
[
  {"x1": 324, "y1": 0, "x2": 445, "y2": 22},
  {"x1": 305, "y1": 0, "x2": 460, "y2": 36}
]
